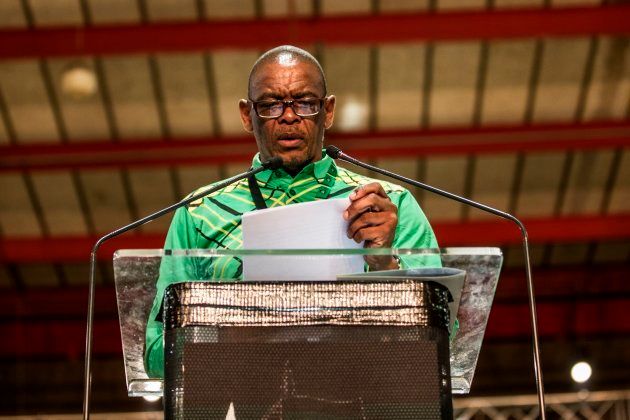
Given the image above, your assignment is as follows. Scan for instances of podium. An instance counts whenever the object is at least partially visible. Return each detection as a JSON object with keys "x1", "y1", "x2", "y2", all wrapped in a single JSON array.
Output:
[{"x1": 113, "y1": 248, "x2": 502, "y2": 419}]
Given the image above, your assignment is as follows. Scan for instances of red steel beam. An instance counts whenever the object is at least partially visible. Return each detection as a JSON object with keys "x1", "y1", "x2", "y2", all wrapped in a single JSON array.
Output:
[
  {"x1": 0, "y1": 6, "x2": 629, "y2": 59},
  {"x1": 437, "y1": 214, "x2": 630, "y2": 246},
  {"x1": 2, "y1": 121, "x2": 628, "y2": 172},
  {"x1": 3, "y1": 266, "x2": 628, "y2": 318},
  {"x1": 1, "y1": 299, "x2": 629, "y2": 358},
  {"x1": 2, "y1": 265, "x2": 628, "y2": 358},
  {"x1": 1, "y1": 214, "x2": 629, "y2": 263}
]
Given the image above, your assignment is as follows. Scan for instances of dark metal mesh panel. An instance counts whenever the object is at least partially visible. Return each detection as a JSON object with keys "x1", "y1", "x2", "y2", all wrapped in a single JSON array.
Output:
[{"x1": 164, "y1": 281, "x2": 453, "y2": 419}]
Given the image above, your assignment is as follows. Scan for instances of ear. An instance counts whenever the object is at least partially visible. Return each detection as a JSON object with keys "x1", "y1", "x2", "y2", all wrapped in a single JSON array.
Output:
[
  {"x1": 323, "y1": 95, "x2": 336, "y2": 129},
  {"x1": 239, "y1": 99, "x2": 254, "y2": 133}
]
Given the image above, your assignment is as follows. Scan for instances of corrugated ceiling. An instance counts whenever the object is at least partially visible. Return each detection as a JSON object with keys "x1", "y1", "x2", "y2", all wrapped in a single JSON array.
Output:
[{"x1": 0, "y1": 0, "x2": 628, "y2": 414}]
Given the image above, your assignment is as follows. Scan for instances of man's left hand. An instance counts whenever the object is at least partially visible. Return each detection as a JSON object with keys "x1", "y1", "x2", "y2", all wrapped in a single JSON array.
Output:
[{"x1": 343, "y1": 182, "x2": 399, "y2": 271}]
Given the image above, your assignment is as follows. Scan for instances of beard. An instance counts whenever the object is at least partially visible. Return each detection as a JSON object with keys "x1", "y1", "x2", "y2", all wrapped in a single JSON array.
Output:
[{"x1": 282, "y1": 154, "x2": 314, "y2": 176}]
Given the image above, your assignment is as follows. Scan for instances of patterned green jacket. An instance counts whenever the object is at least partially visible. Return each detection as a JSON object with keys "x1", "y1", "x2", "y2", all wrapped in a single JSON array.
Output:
[{"x1": 144, "y1": 153, "x2": 440, "y2": 378}]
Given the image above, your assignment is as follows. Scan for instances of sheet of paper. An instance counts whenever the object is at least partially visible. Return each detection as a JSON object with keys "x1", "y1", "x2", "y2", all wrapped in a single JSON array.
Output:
[{"x1": 242, "y1": 198, "x2": 364, "y2": 281}]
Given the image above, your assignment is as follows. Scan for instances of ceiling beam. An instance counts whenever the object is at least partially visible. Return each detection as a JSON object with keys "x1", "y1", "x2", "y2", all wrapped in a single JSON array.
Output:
[
  {"x1": 3, "y1": 266, "x2": 628, "y2": 318},
  {"x1": 0, "y1": 5, "x2": 629, "y2": 59},
  {"x1": 2, "y1": 121, "x2": 628, "y2": 172},
  {"x1": 2, "y1": 265, "x2": 628, "y2": 359},
  {"x1": 2, "y1": 298, "x2": 628, "y2": 358},
  {"x1": 1, "y1": 214, "x2": 628, "y2": 263}
]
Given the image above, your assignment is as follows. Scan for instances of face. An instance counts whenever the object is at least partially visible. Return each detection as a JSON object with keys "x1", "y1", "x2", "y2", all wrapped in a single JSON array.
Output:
[{"x1": 239, "y1": 59, "x2": 335, "y2": 173}]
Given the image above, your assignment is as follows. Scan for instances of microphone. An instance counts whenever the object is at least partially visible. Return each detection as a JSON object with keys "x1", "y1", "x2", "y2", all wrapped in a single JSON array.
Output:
[
  {"x1": 82, "y1": 156, "x2": 282, "y2": 419},
  {"x1": 325, "y1": 145, "x2": 547, "y2": 418}
]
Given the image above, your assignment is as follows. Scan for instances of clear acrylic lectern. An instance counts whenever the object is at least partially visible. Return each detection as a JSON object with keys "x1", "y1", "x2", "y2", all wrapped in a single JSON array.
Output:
[{"x1": 113, "y1": 248, "x2": 502, "y2": 418}]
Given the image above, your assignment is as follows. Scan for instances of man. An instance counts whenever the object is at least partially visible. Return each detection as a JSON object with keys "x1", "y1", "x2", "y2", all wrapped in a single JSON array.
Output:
[{"x1": 144, "y1": 45, "x2": 439, "y2": 378}]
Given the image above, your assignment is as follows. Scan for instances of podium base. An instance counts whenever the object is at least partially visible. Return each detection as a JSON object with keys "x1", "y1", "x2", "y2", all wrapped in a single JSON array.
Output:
[{"x1": 165, "y1": 325, "x2": 453, "y2": 419}]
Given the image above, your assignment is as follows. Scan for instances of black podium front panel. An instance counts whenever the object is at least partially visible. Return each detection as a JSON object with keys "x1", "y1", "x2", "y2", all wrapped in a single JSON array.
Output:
[{"x1": 164, "y1": 281, "x2": 452, "y2": 420}]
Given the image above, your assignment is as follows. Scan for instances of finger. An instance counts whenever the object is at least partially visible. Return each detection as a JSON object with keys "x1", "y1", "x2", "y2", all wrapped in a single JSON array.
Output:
[
  {"x1": 350, "y1": 213, "x2": 397, "y2": 245},
  {"x1": 344, "y1": 193, "x2": 396, "y2": 221},
  {"x1": 347, "y1": 210, "x2": 397, "y2": 240},
  {"x1": 349, "y1": 182, "x2": 389, "y2": 201},
  {"x1": 352, "y1": 225, "x2": 389, "y2": 245},
  {"x1": 348, "y1": 212, "x2": 398, "y2": 243},
  {"x1": 346, "y1": 211, "x2": 382, "y2": 239}
]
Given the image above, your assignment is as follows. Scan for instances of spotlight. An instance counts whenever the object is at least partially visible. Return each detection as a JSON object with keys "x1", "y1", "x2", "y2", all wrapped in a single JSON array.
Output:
[{"x1": 570, "y1": 361, "x2": 592, "y2": 383}]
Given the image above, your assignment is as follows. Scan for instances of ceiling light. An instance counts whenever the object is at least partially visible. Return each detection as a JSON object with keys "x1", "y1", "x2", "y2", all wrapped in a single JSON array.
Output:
[
  {"x1": 339, "y1": 98, "x2": 367, "y2": 131},
  {"x1": 570, "y1": 361, "x2": 592, "y2": 383},
  {"x1": 61, "y1": 65, "x2": 97, "y2": 99}
]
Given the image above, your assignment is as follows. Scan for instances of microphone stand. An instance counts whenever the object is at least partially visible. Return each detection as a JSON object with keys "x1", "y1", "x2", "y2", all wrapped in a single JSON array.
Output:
[
  {"x1": 82, "y1": 157, "x2": 282, "y2": 420},
  {"x1": 325, "y1": 145, "x2": 546, "y2": 419}
]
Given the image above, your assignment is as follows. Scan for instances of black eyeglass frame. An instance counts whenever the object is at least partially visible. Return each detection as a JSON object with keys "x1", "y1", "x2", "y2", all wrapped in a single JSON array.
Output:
[{"x1": 248, "y1": 97, "x2": 329, "y2": 119}]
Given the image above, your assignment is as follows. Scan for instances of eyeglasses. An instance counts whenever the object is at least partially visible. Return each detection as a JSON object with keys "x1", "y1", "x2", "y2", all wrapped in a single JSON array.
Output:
[{"x1": 249, "y1": 97, "x2": 326, "y2": 119}]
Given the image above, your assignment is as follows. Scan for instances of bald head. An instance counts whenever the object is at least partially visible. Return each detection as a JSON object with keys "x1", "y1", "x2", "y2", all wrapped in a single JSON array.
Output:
[{"x1": 248, "y1": 45, "x2": 327, "y2": 99}]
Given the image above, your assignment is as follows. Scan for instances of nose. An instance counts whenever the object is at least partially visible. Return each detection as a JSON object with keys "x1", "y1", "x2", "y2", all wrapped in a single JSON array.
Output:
[{"x1": 278, "y1": 102, "x2": 301, "y2": 124}]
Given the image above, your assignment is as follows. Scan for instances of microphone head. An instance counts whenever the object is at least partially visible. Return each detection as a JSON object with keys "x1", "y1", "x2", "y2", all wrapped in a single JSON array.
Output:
[
  {"x1": 262, "y1": 156, "x2": 284, "y2": 170},
  {"x1": 325, "y1": 145, "x2": 342, "y2": 159}
]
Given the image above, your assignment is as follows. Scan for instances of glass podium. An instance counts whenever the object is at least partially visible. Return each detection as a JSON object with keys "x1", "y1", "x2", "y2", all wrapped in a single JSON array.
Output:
[{"x1": 113, "y1": 248, "x2": 502, "y2": 417}]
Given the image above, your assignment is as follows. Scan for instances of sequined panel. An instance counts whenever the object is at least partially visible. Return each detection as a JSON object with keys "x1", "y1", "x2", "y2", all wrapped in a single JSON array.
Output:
[
  {"x1": 164, "y1": 281, "x2": 453, "y2": 419},
  {"x1": 164, "y1": 280, "x2": 451, "y2": 328}
]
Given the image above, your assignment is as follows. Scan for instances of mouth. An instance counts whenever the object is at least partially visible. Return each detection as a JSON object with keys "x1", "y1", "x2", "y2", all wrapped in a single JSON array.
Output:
[{"x1": 276, "y1": 133, "x2": 304, "y2": 147}]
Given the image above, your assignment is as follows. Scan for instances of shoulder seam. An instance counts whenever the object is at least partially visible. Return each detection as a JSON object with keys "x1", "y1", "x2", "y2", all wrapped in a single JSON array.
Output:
[
  {"x1": 185, "y1": 178, "x2": 249, "y2": 207},
  {"x1": 336, "y1": 167, "x2": 406, "y2": 193}
]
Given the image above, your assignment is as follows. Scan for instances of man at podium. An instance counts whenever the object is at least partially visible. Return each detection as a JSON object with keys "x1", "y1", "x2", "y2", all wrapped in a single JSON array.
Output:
[{"x1": 144, "y1": 45, "x2": 440, "y2": 378}]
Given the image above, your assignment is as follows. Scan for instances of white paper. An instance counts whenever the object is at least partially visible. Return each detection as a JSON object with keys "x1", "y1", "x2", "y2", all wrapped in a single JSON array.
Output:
[{"x1": 242, "y1": 198, "x2": 364, "y2": 281}]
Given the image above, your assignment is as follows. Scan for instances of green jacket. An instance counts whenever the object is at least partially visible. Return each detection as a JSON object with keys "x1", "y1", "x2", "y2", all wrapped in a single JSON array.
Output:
[{"x1": 144, "y1": 153, "x2": 440, "y2": 378}]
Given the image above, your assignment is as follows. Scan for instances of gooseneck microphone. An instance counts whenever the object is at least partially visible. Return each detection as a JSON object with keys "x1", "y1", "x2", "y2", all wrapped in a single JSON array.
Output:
[
  {"x1": 82, "y1": 156, "x2": 283, "y2": 420},
  {"x1": 325, "y1": 145, "x2": 547, "y2": 418}
]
